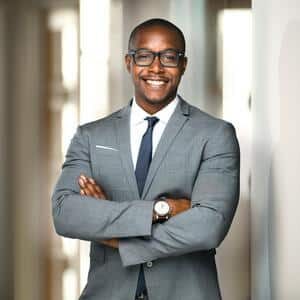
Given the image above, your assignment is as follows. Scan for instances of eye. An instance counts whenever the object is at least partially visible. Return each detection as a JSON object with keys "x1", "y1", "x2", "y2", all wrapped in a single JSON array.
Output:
[
  {"x1": 162, "y1": 52, "x2": 177, "y2": 62},
  {"x1": 135, "y1": 51, "x2": 152, "y2": 61}
]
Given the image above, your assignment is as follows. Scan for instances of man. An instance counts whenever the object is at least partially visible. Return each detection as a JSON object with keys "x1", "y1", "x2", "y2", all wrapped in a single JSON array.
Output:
[{"x1": 52, "y1": 18, "x2": 240, "y2": 300}]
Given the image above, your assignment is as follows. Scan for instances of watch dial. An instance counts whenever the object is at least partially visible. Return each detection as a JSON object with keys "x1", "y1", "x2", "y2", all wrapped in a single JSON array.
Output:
[{"x1": 155, "y1": 201, "x2": 169, "y2": 215}]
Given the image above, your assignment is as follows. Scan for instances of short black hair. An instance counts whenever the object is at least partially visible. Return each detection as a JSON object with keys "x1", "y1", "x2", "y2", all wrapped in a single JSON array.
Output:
[{"x1": 128, "y1": 18, "x2": 186, "y2": 53}]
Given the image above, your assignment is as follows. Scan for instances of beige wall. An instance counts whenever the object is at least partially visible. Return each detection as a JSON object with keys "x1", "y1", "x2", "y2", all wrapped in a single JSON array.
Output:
[
  {"x1": 0, "y1": 3, "x2": 12, "y2": 299},
  {"x1": 8, "y1": 5, "x2": 46, "y2": 300},
  {"x1": 252, "y1": 1, "x2": 300, "y2": 299}
]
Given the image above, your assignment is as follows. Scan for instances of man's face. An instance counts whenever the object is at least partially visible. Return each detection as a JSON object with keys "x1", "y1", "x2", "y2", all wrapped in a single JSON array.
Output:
[{"x1": 125, "y1": 26, "x2": 187, "y2": 113}]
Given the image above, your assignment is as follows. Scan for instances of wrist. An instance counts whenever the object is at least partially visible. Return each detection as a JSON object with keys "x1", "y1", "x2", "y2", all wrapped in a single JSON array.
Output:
[
  {"x1": 153, "y1": 197, "x2": 172, "y2": 223},
  {"x1": 165, "y1": 199, "x2": 175, "y2": 217}
]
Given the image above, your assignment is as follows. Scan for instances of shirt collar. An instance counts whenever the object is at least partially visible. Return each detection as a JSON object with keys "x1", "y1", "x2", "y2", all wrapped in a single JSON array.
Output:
[{"x1": 131, "y1": 96, "x2": 179, "y2": 126}]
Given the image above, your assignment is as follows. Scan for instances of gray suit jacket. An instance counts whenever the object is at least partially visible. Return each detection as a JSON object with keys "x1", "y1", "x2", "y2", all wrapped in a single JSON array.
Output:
[{"x1": 52, "y1": 97, "x2": 240, "y2": 300}]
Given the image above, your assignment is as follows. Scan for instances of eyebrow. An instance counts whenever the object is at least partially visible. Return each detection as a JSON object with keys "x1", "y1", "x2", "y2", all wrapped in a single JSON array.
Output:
[{"x1": 130, "y1": 47, "x2": 184, "y2": 52}]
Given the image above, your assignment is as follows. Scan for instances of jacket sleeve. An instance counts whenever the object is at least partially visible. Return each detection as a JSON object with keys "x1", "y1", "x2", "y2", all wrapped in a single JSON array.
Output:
[
  {"x1": 52, "y1": 126, "x2": 153, "y2": 241},
  {"x1": 118, "y1": 122, "x2": 240, "y2": 266}
]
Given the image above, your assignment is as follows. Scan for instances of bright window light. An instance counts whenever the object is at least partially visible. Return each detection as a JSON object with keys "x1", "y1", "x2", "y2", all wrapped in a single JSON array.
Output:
[
  {"x1": 79, "y1": 0, "x2": 111, "y2": 291},
  {"x1": 79, "y1": 0, "x2": 111, "y2": 124},
  {"x1": 62, "y1": 23, "x2": 78, "y2": 90},
  {"x1": 48, "y1": 9, "x2": 78, "y2": 91},
  {"x1": 63, "y1": 269, "x2": 77, "y2": 300},
  {"x1": 62, "y1": 101, "x2": 78, "y2": 156},
  {"x1": 220, "y1": 9, "x2": 252, "y2": 123}
]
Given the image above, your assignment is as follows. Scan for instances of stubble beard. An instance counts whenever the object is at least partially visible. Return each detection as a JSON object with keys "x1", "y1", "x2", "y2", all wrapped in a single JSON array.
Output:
[{"x1": 138, "y1": 89, "x2": 178, "y2": 109}]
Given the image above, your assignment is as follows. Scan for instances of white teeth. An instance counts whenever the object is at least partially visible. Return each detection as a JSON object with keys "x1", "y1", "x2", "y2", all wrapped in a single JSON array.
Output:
[{"x1": 146, "y1": 80, "x2": 165, "y2": 86}]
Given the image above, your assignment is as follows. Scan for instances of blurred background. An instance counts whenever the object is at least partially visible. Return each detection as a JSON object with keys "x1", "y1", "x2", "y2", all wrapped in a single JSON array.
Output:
[{"x1": 0, "y1": 0, "x2": 299, "y2": 299}]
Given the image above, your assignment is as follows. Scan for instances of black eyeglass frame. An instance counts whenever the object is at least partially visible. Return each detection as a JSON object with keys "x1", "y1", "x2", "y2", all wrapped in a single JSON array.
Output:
[{"x1": 128, "y1": 48, "x2": 185, "y2": 67}]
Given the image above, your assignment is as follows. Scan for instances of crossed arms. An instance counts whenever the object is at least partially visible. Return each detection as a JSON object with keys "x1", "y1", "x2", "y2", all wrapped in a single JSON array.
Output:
[
  {"x1": 78, "y1": 174, "x2": 190, "y2": 249},
  {"x1": 52, "y1": 122, "x2": 240, "y2": 266}
]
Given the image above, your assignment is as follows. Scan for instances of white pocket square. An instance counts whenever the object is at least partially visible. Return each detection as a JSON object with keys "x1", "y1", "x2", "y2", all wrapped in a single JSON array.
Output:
[{"x1": 95, "y1": 145, "x2": 118, "y2": 151}]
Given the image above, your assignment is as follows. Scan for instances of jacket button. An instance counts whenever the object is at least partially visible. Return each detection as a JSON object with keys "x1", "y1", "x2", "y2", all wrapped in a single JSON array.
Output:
[{"x1": 146, "y1": 261, "x2": 153, "y2": 268}]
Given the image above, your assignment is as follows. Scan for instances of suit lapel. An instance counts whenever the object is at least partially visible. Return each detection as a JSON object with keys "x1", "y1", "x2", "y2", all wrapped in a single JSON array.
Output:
[
  {"x1": 114, "y1": 98, "x2": 190, "y2": 200},
  {"x1": 114, "y1": 102, "x2": 140, "y2": 199},
  {"x1": 141, "y1": 98, "x2": 190, "y2": 199}
]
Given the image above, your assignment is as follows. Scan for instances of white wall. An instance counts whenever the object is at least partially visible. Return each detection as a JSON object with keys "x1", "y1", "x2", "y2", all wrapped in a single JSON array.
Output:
[
  {"x1": 252, "y1": 1, "x2": 300, "y2": 299},
  {"x1": 169, "y1": 0, "x2": 207, "y2": 109}
]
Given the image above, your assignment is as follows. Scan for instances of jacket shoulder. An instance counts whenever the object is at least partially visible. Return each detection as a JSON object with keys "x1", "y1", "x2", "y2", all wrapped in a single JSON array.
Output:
[
  {"x1": 187, "y1": 102, "x2": 235, "y2": 135},
  {"x1": 77, "y1": 107, "x2": 125, "y2": 134}
]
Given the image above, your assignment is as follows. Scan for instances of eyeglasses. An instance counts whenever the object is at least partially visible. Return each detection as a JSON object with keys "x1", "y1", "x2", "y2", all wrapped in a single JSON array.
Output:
[{"x1": 128, "y1": 48, "x2": 185, "y2": 67}]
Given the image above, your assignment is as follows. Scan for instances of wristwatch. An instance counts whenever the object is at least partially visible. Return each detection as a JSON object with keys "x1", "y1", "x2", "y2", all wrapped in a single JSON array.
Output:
[{"x1": 153, "y1": 197, "x2": 172, "y2": 223}]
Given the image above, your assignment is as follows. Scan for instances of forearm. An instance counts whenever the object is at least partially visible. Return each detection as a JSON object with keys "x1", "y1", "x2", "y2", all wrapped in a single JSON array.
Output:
[
  {"x1": 52, "y1": 126, "x2": 154, "y2": 241},
  {"x1": 52, "y1": 191, "x2": 154, "y2": 240},
  {"x1": 119, "y1": 123, "x2": 240, "y2": 266},
  {"x1": 118, "y1": 204, "x2": 227, "y2": 266},
  {"x1": 97, "y1": 195, "x2": 191, "y2": 248}
]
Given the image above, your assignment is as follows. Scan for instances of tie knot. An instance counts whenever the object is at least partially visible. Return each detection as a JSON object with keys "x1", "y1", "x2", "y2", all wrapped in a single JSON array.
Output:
[{"x1": 145, "y1": 116, "x2": 159, "y2": 128}]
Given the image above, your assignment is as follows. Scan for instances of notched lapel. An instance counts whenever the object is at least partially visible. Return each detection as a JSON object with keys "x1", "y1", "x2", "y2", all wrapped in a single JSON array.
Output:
[
  {"x1": 142, "y1": 99, "x2": 190, "y2": 199},
  {"x1": 114, "y1": 104, "x2": 140, "y2": 199}
]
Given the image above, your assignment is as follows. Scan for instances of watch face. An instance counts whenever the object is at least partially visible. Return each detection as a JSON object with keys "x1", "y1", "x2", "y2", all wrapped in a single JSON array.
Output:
[{"x1": 154, "y1": 201, "x2": 170, "y2": 216}]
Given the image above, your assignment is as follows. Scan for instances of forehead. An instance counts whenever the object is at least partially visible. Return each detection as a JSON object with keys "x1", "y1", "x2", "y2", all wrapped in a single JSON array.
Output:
[{"x1": 132, "y1": 26, "x2": 183, "y2": 51}]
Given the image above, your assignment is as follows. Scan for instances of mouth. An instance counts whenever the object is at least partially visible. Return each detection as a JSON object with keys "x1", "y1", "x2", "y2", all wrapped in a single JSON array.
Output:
[{"x1": 142, "y1": 77, "x2": 169, "y2": 88}]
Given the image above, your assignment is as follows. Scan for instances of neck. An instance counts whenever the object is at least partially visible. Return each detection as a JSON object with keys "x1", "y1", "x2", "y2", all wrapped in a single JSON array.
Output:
[{"x1": 135, "y1": 96, "x2": 175, "y2": 115}]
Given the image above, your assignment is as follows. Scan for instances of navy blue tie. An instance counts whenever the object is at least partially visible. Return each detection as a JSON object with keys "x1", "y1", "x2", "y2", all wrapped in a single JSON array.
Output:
[{"x1": 135, "y1": 116, "x2": 159, "y2": 297}]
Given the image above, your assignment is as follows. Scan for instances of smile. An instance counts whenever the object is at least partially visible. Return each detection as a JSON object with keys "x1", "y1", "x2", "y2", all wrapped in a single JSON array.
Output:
[{"x1": 144, "y1": 79, "x2": 168, "y2": 87}]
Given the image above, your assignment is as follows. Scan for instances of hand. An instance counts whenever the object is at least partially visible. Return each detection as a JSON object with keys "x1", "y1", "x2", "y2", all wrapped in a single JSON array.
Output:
[
  {"x1": 78, "y1": 174, "x2": 107, "y2": 199},
  {"x1": 100, "y1": 238, "x2": 119, "y2": 248},
  {"x1": 166, "y1": 198, "x2": 191, "y2": 217},
  {"x1": 78, "y1": 175, "x2": 118, "y2": 248}
]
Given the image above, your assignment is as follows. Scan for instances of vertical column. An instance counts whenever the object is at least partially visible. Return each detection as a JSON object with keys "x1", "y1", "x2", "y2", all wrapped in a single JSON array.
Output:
[
  {"x1": 79, "y1": 0, "x2": 111, "y2": 123},
  {"x1": 170, "y1": 0, "x2": 208, "y2": 111},
  {"x1": 79, "y1": 0, "x2": 111, "y2": 291},
  {"x1": 109, "y1": 0, "x2": 124, "y2": 112},
  {"x1": 219, "y1": 10, "x2": 251, "y2": 300},
  {"x1": 7, "y1": 4, "x2": 47, "y2": 300},
  {"x1": 0, "y1": 3, "x2": 13, "y2": 299},
  {"x1": 252, "y1": 0, "x2": 300, "y2": 299}
]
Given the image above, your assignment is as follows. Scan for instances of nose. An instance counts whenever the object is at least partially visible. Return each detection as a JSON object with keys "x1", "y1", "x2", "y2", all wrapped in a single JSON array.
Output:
[{"x1": 149, "y1": 55, "x2": 164, "y2": 73}]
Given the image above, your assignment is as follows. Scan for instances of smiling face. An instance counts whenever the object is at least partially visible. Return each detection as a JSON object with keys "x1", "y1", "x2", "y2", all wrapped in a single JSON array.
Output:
[{"x1": 125, "y1": 25, "x2": 187, "y2": 114}]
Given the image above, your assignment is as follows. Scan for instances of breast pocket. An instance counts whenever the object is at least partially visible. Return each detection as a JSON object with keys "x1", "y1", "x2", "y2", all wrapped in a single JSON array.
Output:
[
  {"x1": 93, "y1": 148, "x2": 121, "y2": 171},
  {"x1": 91, "y1": 148, "x2": 128, "y2": 189}
]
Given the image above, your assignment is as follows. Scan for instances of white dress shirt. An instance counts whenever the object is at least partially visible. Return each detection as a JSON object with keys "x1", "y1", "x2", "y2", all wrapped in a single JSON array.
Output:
[{"x1": 130, "y1": 96, "x2": 179, "y2": 170}]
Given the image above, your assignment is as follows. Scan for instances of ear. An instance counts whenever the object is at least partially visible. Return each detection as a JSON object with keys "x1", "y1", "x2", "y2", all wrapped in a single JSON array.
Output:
[
  {"x1": 125, "y1": 54, "x2": 132, "y2": 73},
  {"x1": 181, "y1": 56, "x2": 188, "y2": 75}
]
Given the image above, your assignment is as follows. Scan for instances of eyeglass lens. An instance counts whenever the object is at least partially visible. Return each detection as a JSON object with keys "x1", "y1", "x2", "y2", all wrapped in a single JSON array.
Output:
[{"x1": 134, "y1": 50, "x2": 181, "y2": 67}]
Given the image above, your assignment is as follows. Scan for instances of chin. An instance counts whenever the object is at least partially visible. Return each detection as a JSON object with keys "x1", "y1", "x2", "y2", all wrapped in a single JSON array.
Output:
[{"x1": 144, "y1": 94, "x2": 174, "y2": 106}]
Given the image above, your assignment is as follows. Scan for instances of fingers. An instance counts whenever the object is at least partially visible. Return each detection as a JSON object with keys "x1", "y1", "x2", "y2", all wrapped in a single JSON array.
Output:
[
  {"x1": 99, "y1": 238, "x2": 119, "y2": 249},
  {"x1": 85, "y1": 183, "x2": 100, "y2": 198},
  {"x1": 80, "y1": 184, "x2": 100, "y2": 198},
  {"x1": 88, "y1": 177, "x2": 96, "y2": 184},
  {"x1": 94, "y1": 184, "x2": 102, "y2": 193},
  {"x1": 79, "y1": 174, "x2": 105, "y2": 199},
  {"x1": 78, "y1": 177, "x2": 86, "y2": 188}
]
